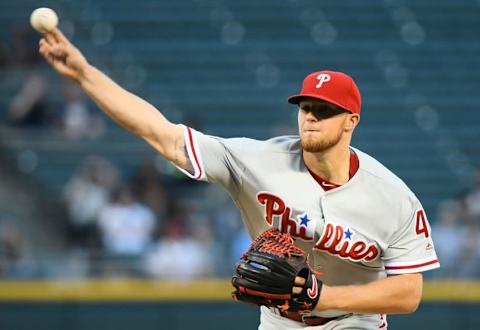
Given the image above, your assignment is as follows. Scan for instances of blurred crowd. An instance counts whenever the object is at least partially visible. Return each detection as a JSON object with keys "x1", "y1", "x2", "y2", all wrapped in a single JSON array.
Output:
[
  {"x1": 61, "y1": 154, "x2": 250, "y2": 279},
  {"x1": 431, "y1": 173, "x2": 480, "y2": 278},
  {"x1": 0, "y1": 154, "x2": 251, "y2": 280},
  {"x1": 3, "y1": 25, "x2": 105, "y2": 140}
]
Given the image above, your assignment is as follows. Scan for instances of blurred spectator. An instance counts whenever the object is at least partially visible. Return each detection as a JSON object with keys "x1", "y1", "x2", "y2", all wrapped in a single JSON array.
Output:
[
  {"x1": 0, "y1": 41, "x2": 7, "y2": 68},
  {"x1": 431, "y1": 200, "x2": 467, "y2": 278},
  {"x1": 131, "y1": 157, "x2": 170, "y2": 220},
  {"x1": 7, "y1": 25, "x2": 41, "y2": 68},
  {"x1": 98, "y1": 184, "x2": 156, "y2": 257},
  {"x1": 7, "y1": 73, "x2": 52, "y2": 127},
  {"x1": 455, "y1": 226, "x2": 480, "y2": 278},
  {"x1": 0, "y1": 220, "x2": 26, "y2": 277},
  {"x1": 211, "y1": 196, "x2": 243, "y2": 273},
  {"x1": 63, "y1": 156, "x2": 120, "y2": 248},
  {"x1": 464, "y1": 171, "x2": 480, "y2": 218},
  {"x1": 230, "y1": 228, "x2": 252, "y2": 265},
  {"x1": 433, "y1": 167, "x2": 480, "y2": 279},
  {"x1": 143, "y1": 220, "x2": 213, "y2": 280},
  {"x1": 60, "y1": 81, "x2": 105, "y2": 140},
  {"x1": 454, "y1": 171, "x2": 480, "y2": 278}
]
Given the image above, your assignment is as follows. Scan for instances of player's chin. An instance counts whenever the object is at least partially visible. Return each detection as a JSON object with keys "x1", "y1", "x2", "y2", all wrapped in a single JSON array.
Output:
[
  {"x1": 301, "y1": 135, "x2": 338, "y2": 153},
  {"x1": 301, "y1": 138, "x2": 324, "y2": 152}
]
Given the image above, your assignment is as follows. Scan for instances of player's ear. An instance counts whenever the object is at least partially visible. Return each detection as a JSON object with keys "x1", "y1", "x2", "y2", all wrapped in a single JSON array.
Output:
[{"x1": 344, "y1": 114, "x2": 360, "y2": 132}]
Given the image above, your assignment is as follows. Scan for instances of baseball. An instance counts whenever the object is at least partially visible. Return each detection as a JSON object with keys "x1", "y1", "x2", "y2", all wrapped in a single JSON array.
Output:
[{"x1": 30, "y1": 7, "x2": 58, "y2": 33}]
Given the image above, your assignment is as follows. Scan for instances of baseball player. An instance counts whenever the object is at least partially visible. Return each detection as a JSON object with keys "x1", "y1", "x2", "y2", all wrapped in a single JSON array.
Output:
[{"x1": 39, "y1": 28, "x2": 439, "y2": 329}]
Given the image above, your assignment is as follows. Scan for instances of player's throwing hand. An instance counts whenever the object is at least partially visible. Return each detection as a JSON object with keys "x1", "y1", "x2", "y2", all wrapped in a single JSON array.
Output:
[{"x1": 38, "y1": 28, "x2": 89, "y2": 83}]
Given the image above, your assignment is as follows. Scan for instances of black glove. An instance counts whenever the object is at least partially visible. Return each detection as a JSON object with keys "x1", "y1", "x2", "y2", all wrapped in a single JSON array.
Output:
[{"x1": 231, "y1": 228, "x2": 323, "y2": 313}]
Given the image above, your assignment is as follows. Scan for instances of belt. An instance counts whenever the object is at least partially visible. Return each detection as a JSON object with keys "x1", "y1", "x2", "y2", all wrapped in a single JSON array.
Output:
[{"x1": 279, "y1": 311, "x2": 337, "y2": 326}]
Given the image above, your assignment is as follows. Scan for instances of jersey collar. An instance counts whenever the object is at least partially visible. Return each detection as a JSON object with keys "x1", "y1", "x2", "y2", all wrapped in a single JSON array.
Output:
[{"x1": 307, "y1": 149, "x2": 359, "y2": 191}]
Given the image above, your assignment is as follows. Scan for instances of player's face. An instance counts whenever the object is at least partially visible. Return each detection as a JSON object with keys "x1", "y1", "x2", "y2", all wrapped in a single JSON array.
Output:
[{"x1": 298, "y1": 99, "x2": 353, "y2": 153}]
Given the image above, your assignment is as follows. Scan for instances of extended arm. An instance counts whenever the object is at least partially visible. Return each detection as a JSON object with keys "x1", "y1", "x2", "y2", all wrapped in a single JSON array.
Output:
[
  {"x1": 38, "y1": 28, "x2": 191, "y2": 171},
  {"x1": 312, "y1": 273, "x2": 422, "y2": 314}
]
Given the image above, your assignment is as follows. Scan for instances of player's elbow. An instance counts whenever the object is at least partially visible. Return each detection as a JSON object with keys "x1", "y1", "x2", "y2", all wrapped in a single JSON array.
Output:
[
  {"x1": 399, "y1": 282, "x2": 422, "y2": 313},
  {"x1": 393, "y1": 273, "x2": 423, "y2": 314},
  {"x1": 401, "y1": 295, "x2": 421, "y2": 313},
  {"x1": 392, "y1": 296, "x2": 420, "y2": 314}
]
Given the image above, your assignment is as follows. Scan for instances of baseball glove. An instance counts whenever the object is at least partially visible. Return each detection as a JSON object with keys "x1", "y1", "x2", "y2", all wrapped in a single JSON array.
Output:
[{"x1": 231, "y1": 227, "x2": 323, "y2": 312}]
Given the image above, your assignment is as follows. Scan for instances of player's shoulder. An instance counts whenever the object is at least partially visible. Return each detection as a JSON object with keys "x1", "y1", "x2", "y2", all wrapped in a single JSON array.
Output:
[
  {"x1": 353, "y1": 147, "x2": 417, "y2": 200},
  {"x1": 219, "y1": 135, "x2": 301, "y2": 154},
  {"x1": 260, "y1": 135, "x2": 302, "y2": 153}
]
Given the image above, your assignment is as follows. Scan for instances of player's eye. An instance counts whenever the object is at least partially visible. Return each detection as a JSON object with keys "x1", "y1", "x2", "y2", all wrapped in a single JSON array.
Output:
[{"x1": 300, "y1": 104, "x2": 312, "y2": 112}]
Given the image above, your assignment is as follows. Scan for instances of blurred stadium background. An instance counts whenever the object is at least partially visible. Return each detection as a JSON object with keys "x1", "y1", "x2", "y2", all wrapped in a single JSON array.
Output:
[{"x1": 0, "y1": 0, "x2": 479, "y2": 329}]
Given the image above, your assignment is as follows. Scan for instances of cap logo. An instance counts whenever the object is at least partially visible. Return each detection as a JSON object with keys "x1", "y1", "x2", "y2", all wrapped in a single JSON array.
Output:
[{"x1": 315, "y1": 73, "x2": 331, "y2": 88}]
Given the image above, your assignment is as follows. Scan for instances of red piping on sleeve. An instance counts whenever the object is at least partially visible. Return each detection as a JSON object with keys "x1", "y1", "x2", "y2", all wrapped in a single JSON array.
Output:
[
  {"x1": 385, "y1": 259, "x2": 439, "y2": 270},
  {"x1": 187, "y1": 127, "x2": 203, "y2": 179}
]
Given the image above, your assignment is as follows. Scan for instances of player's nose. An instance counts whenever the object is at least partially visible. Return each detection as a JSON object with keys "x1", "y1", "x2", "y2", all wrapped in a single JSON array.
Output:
[{"x1": 304, "y1": 109, "x2": 320, "y2": 122}]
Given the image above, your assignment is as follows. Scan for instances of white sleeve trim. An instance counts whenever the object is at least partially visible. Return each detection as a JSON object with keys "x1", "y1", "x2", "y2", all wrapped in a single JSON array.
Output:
[
  {"x1": 173, "y1": 125, "x2": 207, "y2": 181},
  {"x1": 384, "y1": 257, "x2": 440, "y2": 275}
]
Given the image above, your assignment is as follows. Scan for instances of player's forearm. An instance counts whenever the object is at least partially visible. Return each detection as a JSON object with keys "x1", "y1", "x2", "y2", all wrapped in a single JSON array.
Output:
[
  {"x1": 315, "y1": 273, "x2": 422, "y2": 314},
  {"x1": 78, "y1": 64, "x2": 171, "y2": 141}
]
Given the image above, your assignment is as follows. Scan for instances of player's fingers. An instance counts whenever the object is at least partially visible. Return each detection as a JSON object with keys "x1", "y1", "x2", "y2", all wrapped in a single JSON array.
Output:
[
  {"x1": 40, "y1": 37, "x2": 67, "y2": 58},
  {"x1": 44, "y1": 32, "x2": 57, "y2": 47},
  {"x1": 52, "y1": 43, "x2": 66, "y2": 56},
  {"x1": 294, "y1": 276, "x2": 306, "y2": 286},
  {"x1": 39, "y1": 38, "x2": 47, "y2": 48},
  {"x1": 39, "y1": 40, "x2": 63, "y2": 63},
  {"x1": 292, "y1": 286, "x2": 303, "y2": 295},
  {"x1": 51, "y1": 27, "x2": 70, "y2": 45},
  {"x1": 39, "y1": 38, "x2": 53, "y2": 49},
  {"x1": 39, "y1": 46, "x2": 55, "y2": 66},
  {"x1": 39, "y1": 39, "x2": 52, "y2": 56}
]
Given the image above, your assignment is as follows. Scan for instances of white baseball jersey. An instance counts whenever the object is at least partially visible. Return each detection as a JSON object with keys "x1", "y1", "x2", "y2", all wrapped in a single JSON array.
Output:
[{"x1": 176, "y1": 125, "x2": 439, "y2": 324}]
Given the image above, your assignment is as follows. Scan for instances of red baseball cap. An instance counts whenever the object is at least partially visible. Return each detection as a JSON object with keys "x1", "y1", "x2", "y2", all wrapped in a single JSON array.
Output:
[{"x1": 288, "y1": 70, "x2": 362, "y2": 114}]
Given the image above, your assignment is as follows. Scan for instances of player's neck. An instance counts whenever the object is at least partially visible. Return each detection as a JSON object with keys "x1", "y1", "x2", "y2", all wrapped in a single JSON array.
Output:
[{"x1": 303, "y1": 142, "x2": 351, "y2": 185}]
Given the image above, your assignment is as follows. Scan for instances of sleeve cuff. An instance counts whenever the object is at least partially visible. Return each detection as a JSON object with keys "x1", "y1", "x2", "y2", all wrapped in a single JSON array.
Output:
[
  {"x1": 384, "y1": 257, "x2": 440, "y2": 275},
  {"x1": 173, "y1": 125, "x2": 207, "y2": 181}
]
